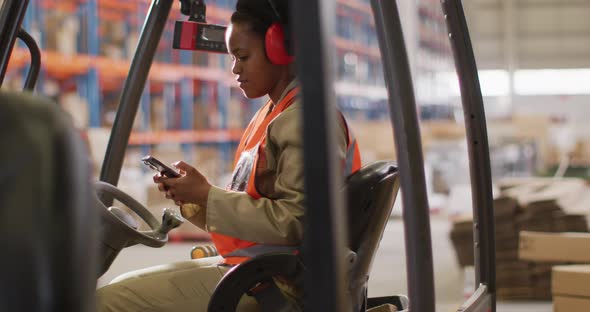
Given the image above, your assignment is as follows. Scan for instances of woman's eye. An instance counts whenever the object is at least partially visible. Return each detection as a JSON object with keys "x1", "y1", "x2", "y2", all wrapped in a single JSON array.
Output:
[{"x1": 230, "y1": 54, "x2": 248, "y2": 62}]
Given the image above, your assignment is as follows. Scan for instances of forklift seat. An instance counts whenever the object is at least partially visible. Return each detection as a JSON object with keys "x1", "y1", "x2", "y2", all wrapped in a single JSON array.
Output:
[
  {"x1": 207, "y1": 160, "x2": 401, "y2": 311},
  {"x1": 0, "y1": 92, "x2": 98, "y2": 312}
]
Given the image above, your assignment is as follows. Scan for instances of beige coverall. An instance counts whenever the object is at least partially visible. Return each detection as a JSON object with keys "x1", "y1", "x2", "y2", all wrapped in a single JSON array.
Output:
[{"x1": 96, "y1": 81, "x2": 350, "y2": 311}]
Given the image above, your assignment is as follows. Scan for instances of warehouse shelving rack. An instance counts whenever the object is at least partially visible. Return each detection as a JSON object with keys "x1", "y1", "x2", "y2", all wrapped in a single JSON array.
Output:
[
  {"x1": 5, "y1": 0, "x2": 245, "y2": 168},
  {"x1": 3, "y1": 0, "x2": 455, "y2": 168}
]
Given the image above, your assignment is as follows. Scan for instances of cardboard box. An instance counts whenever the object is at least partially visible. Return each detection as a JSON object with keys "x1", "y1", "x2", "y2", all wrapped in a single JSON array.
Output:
[
  {"x1": 348, "y1": 120, "x2": 396, "y2": 163},
  {"x1": 519, "y1": 231, "x2": 590, "y2": 262},
  {"x1": 553, "y1": 296, "x2": 590, "y2": 312},
  {"x1": 552, "y1": 265, "x2": 590, "y2": 297},
  {"x1": 553, "y1": 266, "x2": 590, "y2": 312}
]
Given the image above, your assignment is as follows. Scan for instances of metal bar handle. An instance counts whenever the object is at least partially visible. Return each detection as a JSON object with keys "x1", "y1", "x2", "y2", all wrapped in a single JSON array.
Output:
[
  {"x1": 441, "y1": 1, "x2": 496, "y2": 311},
  {"x1": 17, "y1": 28, "x2": 41, "y2": 91},
  {"x1": 371, "y1": 1, "x2": 436, "y2": 311}
]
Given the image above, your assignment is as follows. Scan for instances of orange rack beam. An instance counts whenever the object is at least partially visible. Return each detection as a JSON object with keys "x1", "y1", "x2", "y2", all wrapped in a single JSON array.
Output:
[
  {"x1": 5, "y1": 48, "x2": 29, "y2": 73},
  {"x1": 129, "y1": 129, "x2": 244, "y2": 145},
  {"x1": 39, "y1": 0, "x2": 232, "y2": 24},
  {"x1": 10, "y1": 48, "x2": 234, "y2": 84}
]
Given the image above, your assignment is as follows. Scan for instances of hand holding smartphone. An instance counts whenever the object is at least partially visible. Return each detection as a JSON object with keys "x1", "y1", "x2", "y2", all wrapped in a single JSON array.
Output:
[{"x1": 141, "y1": 155, "x2": 181, "y2": 178}]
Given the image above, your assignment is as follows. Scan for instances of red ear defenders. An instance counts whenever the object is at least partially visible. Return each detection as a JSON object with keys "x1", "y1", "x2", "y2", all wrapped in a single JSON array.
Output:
[
  {"x1": 265, "y1": 0, "x2": 293, "y2": 64},
  {"x1": 264, "y1": 23, "x2": 295, "y2": 65},
  {"x1": 265, "y1": 24, "x2": 294, "y2": 65}
]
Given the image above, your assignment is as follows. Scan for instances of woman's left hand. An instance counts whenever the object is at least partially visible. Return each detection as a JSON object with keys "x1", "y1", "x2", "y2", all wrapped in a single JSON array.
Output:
[{"x1": 157, "y1": 161, "x2": 212, "y2": 208}]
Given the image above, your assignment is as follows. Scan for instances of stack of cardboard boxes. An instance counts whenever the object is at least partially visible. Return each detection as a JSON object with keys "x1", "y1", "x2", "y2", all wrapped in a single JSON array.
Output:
[
  {"x1": 551, "y1": 265, "x2": 590, "y2": 312},
  {"x1": 520, "y1": 231, "x2": 590, "y2": 311},
  {"x1": 450, "y1": 178, "x2": 590, "y2": 301}
]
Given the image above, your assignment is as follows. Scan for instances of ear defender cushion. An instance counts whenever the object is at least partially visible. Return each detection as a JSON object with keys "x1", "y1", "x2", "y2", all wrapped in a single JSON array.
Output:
[{"x1": 265, "y1": 23, "x2": 295, "y2": 65}]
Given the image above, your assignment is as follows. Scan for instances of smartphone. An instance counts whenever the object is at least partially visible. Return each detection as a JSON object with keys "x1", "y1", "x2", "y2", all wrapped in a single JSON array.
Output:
[{"x1": 141, "y1": 155, "x2": 181, "y2": 178}]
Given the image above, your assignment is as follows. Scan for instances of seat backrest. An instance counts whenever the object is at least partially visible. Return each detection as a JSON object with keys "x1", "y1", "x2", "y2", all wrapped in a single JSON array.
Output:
[
  {"x1": 344, "y1": 160, "x2": 400, "y2": 310},
  {"x1": 207, "y1": 160, "x2": 400, "y2": 312},
  {"x1": 0, "y1": 92, "x2": 98, "y2": 311}
]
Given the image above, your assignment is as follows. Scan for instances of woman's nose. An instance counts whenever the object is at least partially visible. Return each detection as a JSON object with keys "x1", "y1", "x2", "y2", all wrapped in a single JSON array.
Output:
[{"x1": 232, "y1": 60, "x2": 241, "y2": 75}]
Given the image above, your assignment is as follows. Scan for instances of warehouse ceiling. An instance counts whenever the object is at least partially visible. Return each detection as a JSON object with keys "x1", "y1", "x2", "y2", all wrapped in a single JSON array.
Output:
[{"x1": 463, "y1": 0, "x2": 590, "y2": 70}]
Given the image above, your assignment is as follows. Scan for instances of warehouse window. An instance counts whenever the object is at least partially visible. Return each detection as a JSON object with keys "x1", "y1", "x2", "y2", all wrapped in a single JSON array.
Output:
[
  {"x1": 515, "y1": 69, "x2": 590, "y2": 96},
  {"x1": 439, "y1": 70, "x2": 510, "y2": 97},
  {"x1": 441, "y1": 69, "x2": 590, "y2": 97}
]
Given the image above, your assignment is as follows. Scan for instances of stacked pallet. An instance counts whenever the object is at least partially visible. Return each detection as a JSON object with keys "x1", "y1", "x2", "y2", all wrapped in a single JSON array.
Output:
[{"x1": 450, "y1": 183, "x2": 589, "y2": 300}]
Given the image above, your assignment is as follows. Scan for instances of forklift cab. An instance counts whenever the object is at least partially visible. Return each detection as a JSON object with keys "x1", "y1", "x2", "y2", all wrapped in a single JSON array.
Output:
[{"x1": 0, "y1": 0, "x2": 496, "y2": 311}]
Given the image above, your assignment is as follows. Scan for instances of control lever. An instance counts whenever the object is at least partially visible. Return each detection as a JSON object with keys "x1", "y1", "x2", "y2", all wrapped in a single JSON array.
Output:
[{"x1": 156, "y1": 208, "x2": 185, "y2": 235}]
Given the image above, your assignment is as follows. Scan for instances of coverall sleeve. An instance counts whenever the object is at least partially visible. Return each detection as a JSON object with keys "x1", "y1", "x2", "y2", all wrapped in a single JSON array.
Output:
[{"x1": 204, "y1": 102, "x2": 349, "y2": 245}]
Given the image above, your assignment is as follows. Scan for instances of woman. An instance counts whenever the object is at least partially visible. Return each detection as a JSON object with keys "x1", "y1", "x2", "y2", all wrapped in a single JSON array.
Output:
[{"x1": 97, "y1": 0, "x2": 360, "y2": 311}]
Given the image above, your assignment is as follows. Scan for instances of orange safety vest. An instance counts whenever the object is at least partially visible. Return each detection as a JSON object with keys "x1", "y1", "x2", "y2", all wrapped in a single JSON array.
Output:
[{"x1": 211, "y1": 87, "x2": 362, "y2": 265}]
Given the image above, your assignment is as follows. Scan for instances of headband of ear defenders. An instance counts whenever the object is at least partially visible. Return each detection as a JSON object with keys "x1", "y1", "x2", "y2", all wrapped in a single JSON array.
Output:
[{"x1": 237, "y1": 0, "x2": 294, "y2": 63}]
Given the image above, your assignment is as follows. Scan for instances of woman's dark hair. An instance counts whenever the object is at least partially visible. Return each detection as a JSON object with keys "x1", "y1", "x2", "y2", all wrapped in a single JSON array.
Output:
[{"x1": 231, "y1": 0, "x2": 289, "y2": 39}]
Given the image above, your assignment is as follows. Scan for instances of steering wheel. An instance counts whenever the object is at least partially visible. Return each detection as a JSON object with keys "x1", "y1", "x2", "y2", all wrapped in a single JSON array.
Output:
[{"x1": 94, "y1": 181, "x2": 184, "y2": 276}]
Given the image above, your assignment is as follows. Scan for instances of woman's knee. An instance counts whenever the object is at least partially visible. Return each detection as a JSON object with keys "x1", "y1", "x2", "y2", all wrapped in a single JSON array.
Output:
[{"x1": 96, "y1": 284, "x2": 122, "y2": 312}]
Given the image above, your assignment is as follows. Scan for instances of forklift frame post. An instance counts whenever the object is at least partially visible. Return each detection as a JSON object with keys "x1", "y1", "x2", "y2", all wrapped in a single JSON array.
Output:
[
  {"x1": 291, "y1": 0, "x2": 350, "y2": 311},
  {"x1": 371, "y1": 1, "x2": 436, "y2": 311},
  {"x1": 442, "y1": 1, "x2": 496, "y2": 311},
  {"x1": 0, "y1": 0, "x2": 30, "y2": 86},
  {"x1": 99, "y1": 0, "x2": 174, "y2": 192}
]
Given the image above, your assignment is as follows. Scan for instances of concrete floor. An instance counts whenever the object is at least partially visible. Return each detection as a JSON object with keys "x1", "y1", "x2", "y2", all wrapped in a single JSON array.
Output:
[{"x1": 99, "y1": 217, "x2": 553, "y2": 311}]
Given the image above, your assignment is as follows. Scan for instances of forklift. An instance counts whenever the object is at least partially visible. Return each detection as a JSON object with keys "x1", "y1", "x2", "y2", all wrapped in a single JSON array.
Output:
[{"x1": 0, "y1": 0, "x2": 495, "y2": 311}]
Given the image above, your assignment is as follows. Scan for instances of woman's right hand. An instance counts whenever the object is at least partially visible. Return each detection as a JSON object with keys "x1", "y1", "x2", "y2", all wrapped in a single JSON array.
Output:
[
  {"x1": 152, "y1": 161, "x2": 212, "y2": 208},
  {"x1": 153, "y1": 173, "x2": 181, "y2": 206}
]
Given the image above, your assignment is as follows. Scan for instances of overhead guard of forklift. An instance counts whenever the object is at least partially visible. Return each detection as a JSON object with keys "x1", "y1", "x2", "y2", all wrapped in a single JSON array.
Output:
[{"x1": 208, "y1": 161, "x2": 400, "y2": 311}]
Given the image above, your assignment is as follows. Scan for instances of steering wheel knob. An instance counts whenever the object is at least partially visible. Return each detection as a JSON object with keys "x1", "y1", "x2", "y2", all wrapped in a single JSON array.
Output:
[{"x1": 157, "y1": 208, "x2": 184, "y2": 235}]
